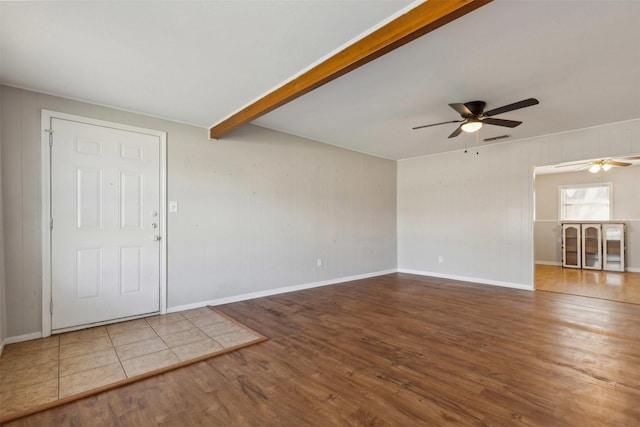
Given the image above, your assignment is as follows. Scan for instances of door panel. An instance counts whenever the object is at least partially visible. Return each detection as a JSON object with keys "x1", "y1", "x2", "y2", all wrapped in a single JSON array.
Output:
[
  {"x1": 121, "y1": 172, "x2": 143, "y2": 228},
  {"x1": 51, "y1": 118, "x2": 161, "y2": 331},
  {"x1": 76, "y1": 248, "x2": 102, "y2": 300},
  {"x1": 77, "y1": 168, "x2": 103, "y2": 228}
]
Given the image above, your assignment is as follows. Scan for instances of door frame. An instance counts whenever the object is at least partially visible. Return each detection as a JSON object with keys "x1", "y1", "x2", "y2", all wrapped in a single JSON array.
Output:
[{"x1": 40, "y1": 110, "x2": 168, "y2": 337}]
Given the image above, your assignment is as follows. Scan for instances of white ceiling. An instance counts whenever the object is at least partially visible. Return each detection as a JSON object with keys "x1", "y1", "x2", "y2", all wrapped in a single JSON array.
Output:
[
  {"x1": 2, "y1": 1, "x2": 640, "y2": 161},
  {"x1": 0, "y1": 1, "x2": 412, "y2": 126}
]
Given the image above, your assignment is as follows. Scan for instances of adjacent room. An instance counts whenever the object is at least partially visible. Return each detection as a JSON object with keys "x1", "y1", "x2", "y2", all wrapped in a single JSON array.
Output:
[
  {"x1": 1, "y1": 1, "x2": 639, "y2": 425},
  {"x1": 535, "y1": 158, "x2": 640, "y2": 304}
]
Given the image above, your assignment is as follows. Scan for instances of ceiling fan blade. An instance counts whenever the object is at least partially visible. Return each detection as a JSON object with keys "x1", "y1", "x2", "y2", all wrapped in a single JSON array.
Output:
[
  {"x1": 483, "y1": 117, "x2": 522, "y2": 128},
  {"x1": 484, "y1": 98, "x2": 539, "y2": 117},
  {"x1": 449, "y1": 103, "x2": 473, "y2": 117},
  {"x1": 607, "y1": 161, "x2": 631, "y2": 167},
  {"x1": 448, "y1": 125, "x2": 463, "y2": 138},
  {"x1": 412, "y1": 119, "x2": 463, "y2": 130},
  {"x1": 617, "y1": 155, "x2": 640, "y2": 161}
]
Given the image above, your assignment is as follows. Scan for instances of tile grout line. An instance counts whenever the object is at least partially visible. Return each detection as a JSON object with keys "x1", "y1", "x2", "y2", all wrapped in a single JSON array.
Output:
[
  {"x1": 153, "y1": 314, "x2": 184, "y2": 363},
  {"x1": 104, "y1": 324, "x2": 125, "y2": 379},
  {"x1": 194, "y1": 316, "x2": 227, "y2": 355},
  {"x1": 200, "y1": 313, "x2": 255, "y2": 350},
  {"x1": 153, "y1": 311, "x2": 231, "y2": 361},
  {"x1": 116, "y1": 317, "x2": 165, "y2": 378},
  {"x1": 195, "y1": 320, "x2": 225, "y2": 349},
  {"x1": 58, "y1": 327, "x2": 118, "y2": 398}
]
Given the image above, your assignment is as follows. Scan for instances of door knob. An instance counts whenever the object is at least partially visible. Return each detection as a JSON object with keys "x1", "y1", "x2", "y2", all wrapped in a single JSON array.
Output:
[
  {"x1": 153, "y1": 235, "x2": 161, "y2": 241},
  {"x1": 151, "y1": 223, "x2": 158, "y2": 228}
]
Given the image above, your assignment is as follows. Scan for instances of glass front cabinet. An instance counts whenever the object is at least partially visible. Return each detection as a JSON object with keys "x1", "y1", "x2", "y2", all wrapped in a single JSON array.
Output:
[
  {"x1": 581, "y1": 224, "x2": 602, "y2": 270},
  {"x1": 562, "y1": 224, "x2": 581, "y2": 268},
  {"x1": 562, "y1": 223, "x2": 625, "y2": 272},
  {"x1": 603, "y1": 223, "x2": 626, "y2": 272}
]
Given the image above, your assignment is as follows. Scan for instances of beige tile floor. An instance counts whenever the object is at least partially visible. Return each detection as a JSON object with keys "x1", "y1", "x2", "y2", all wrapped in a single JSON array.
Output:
[{"x1": 0, "y1": 307, "x2": 262, "y2": 419}]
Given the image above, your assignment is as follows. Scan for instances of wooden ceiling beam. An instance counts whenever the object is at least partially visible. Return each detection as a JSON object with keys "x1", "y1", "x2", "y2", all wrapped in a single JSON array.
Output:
[{"x1": 209, "y1": 0, "x2": 492, "y2": 139}]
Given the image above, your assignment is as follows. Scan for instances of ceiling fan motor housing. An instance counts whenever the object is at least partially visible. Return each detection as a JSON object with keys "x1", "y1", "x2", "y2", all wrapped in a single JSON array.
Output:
[{"x1": 463, "y1": 101, "x2": 486, "y2": 118}]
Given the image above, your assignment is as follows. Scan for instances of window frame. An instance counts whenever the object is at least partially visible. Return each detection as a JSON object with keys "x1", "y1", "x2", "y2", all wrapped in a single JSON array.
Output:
[{"x1": 558, "y1": 182, "x2": 613, "y2": 222}]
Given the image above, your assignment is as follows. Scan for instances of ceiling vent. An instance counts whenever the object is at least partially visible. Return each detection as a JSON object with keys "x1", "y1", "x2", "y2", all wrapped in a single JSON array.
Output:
[{"x1": 483, "y1": 134, "x2": 511, "y2": 142}]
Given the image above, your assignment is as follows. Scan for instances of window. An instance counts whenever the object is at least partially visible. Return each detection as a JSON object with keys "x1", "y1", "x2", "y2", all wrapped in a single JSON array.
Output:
[{"x1": 559, "y1": 183, "x2": 612, "y2": 221}]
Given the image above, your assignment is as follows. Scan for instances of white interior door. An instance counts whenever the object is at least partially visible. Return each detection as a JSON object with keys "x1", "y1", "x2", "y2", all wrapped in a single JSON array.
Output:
[{"x1": 51, "y1": 117, "x2": 161, "y2": 331}]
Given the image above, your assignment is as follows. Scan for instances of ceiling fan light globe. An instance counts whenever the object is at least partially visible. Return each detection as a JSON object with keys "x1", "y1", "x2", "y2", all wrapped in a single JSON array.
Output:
[
  {"x1": 602, "y1": 163, "x2": 612, "y2": 171},
  {"x1": 461, "y1": 120, "x2": 483, "y2": 133},
  {"x1": 589, "y1": 164, "x2": 601, "y2": 173}
]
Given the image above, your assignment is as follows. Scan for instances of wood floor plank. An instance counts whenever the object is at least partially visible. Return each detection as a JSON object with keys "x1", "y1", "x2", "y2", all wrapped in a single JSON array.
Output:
[
  {"x1": 7, "y1": 273, "x2": 640, "y2": 426},
  {"x1": 536, "y1": 264, "x2": 640, "y2": 305}
]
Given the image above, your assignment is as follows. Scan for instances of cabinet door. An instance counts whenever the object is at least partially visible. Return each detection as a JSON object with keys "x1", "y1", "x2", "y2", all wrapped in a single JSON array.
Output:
[
  {"x1": 562, "y1": 224, "x2": 581, "y2": 268},
  {"x1": 581, "y1": 224, "x2": 602, "y2": 270},
  {"x1": 603, "y1": 224, "x2": 625, "y2": 272}
]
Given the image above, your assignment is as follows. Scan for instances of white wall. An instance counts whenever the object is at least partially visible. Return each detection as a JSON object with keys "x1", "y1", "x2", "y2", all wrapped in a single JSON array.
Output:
[
  {"x1": 534, "y1": 166, "x2": 640, "y2": 269},
  {"x1": 0, "y1": 85, "x2": 397, "y2": 339},
  {"x1": 398, "y1": 118, "x2": 640, "y2": 289}
]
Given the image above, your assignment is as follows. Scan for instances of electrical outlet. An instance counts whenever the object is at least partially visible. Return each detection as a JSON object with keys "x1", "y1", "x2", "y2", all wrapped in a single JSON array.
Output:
[
  {"x1": 438, "y1": 255, "x2": 444, "y2": 263},
  {"x1": 317, "y1": 258, "x2": 322, "y2": 267},
  {"x1": 169, "y1": 201, "x2": 178, "y2": 212}
]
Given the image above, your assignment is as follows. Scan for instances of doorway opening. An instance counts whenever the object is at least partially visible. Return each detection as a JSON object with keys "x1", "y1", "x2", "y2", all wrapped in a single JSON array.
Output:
[{"x1": 533, "y1": 156, "x2": 640, "y2": 304}]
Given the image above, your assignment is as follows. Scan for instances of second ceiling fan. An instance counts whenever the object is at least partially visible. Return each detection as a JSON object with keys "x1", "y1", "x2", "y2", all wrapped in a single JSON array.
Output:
[
  {"x1": 413, "y1": 98, "x2": 540, "y2": 138},
  {"x1": 555, "y1": 156, "x2": 640, "y2": 173}
]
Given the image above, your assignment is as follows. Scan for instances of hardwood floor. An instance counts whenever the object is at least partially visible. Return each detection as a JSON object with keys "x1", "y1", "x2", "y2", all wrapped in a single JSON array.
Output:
[
  {"x1": 536, "y1": 264, "x2": 640, "y2": 305},
  {"x1": 8, "y1": 273, "x2": 640, "y2": 426}
]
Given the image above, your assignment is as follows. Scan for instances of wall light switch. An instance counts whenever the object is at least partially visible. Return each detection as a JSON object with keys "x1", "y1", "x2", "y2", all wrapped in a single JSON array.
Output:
[{"x1": 169, "y1": 201, "x2": 179, "y2": 212}]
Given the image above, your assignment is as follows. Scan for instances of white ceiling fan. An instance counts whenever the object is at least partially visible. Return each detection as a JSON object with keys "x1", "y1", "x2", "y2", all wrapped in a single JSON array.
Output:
[{"x1": 555, "y1": 156, "x2": 640, "y2": 173}]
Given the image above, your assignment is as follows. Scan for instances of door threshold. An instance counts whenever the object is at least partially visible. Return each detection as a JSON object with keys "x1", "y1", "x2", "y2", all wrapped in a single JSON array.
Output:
[{"x1": 52, "y1": 311, "x2": 160, "y2": 335}]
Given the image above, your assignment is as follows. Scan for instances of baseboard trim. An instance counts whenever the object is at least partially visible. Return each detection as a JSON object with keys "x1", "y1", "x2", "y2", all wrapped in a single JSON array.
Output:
[
  {"x1": 29, "y1": 263, "x2": 640, "y2": 341},
  {"x1": 535, "y1": 261, "x2": 562, "y2": 266},
  {"x1": 168, "y1": 269, "x2": 398, "y2": 313},
  {"x1": 4, "y1": 332, "x2": 43, "y2": 346},
  {"x1": 397, "y1": 268, "x2": 534, "y2": 291}
]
